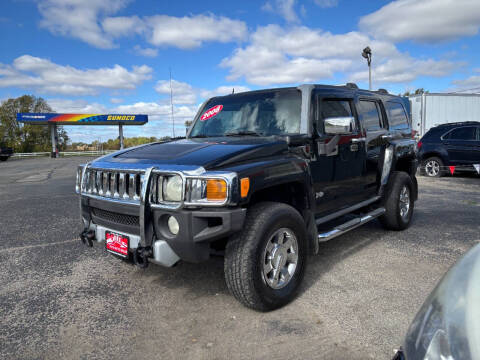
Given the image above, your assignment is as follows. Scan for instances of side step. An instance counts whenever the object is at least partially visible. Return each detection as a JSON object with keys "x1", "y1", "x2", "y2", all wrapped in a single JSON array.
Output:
[{"x1": 317, "y1": 207, "x2": 386, "y2": 242}]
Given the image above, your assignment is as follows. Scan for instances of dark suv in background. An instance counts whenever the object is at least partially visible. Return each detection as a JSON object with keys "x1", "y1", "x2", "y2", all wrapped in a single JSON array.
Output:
[{"x1": 417, "y1": 121, "x2": 480, "y2": 177}]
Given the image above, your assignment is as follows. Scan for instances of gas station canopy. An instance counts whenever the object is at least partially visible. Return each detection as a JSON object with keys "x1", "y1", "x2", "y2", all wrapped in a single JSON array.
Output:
[
  {"x1": 16, "y1": 113, "x2": 148, "y2": 125},
  {"x1": 16, "y1": 113, "x2": 148, "y2": 156}
]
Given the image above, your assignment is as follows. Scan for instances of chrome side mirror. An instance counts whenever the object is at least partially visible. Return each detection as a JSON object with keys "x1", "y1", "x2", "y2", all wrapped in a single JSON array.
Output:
[{"x1": 324, "y1": 116, "x2": 356, "y2": 135}]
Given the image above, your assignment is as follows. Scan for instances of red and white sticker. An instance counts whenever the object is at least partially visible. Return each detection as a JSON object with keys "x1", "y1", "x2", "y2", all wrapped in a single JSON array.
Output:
[{"x1": 201, "y1": 105, "x2": 223, "y2": 121}]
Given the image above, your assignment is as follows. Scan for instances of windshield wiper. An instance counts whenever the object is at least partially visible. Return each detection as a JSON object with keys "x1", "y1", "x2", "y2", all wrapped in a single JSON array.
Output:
[
  {"x1": 224, "y1": 130, "x2": 262, "y2": 137},
  {"x1": 190, "y1": 134, "x2": 208, "y2": 138}
]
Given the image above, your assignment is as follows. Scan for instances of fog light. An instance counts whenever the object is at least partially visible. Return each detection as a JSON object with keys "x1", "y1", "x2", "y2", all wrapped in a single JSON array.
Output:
[{"x1": 167, "y1": 216, "x2": 179, "y2": 235}]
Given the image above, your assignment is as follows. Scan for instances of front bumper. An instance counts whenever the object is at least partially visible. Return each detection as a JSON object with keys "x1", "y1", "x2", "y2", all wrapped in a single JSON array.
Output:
[{"x1": 81, "y1": 195, "x2": 246, "y2": 265}]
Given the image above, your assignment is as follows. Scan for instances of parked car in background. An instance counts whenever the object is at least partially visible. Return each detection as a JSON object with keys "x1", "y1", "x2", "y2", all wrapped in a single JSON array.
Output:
[
  {"x1": 0, "y1": 143, "x2": 13, "y2": 161},
  {"x1": 417, "y1": 121, "x2": 480, "y2": 177}
]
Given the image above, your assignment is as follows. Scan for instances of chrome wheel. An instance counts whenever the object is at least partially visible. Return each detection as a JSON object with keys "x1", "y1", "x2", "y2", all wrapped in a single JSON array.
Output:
[
  {"x1": 399, "y1": 186, "x2": 410, "y2": 219},
  {"x1": 262, "y1": 228, "x2": 298, "y2": 290},
  {"x1": 425, "y1": 160, "x2": 440, "y2": 177}
]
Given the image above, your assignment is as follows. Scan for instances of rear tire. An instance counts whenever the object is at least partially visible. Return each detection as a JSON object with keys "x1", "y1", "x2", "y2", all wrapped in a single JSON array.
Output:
[
  {"x1": 0, "y1": 156, "x2": 8, "y2": 162},
  {"x1": 224, "y1": 202, "x2": 307, "y2": 311},
  {"x1": 422, "y1": 156, "x2": 443, "y2": 177},
  {"x1": 379, "y1": 171, "x2": 414, "y2": 231}
]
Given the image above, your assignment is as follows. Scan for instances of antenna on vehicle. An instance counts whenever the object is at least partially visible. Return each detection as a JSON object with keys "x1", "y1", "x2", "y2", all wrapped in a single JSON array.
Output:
[
  {"x1": 232, "y1": 88, "x2": 235, "y2": 94},
  {"x1": 169, "y1": 68, "x2": 175, "y2": 138}
]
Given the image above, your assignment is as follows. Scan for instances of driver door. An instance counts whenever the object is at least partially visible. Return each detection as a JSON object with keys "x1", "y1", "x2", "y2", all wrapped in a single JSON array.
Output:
[{"x1": 310, "y1": 93, "x2": 369, "y2": 216}]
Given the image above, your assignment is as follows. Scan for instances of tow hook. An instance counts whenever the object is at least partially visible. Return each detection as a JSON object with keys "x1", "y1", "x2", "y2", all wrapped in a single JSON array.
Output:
[
  {"x1": 80, "y1": 230, "x2": 95, "y2": 247},
  {"x1": 133, "y1": 246, "x2": 152, "y2": 269}
]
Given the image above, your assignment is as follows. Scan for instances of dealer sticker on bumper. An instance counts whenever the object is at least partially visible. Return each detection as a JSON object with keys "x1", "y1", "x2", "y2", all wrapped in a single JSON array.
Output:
[{"x1": 105, "y1": 231, "x2": 129, "y2": 258}]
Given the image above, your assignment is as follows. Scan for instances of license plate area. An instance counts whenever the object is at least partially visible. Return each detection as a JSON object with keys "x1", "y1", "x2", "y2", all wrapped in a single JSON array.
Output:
[{"x1": 105, "y1": 231, "x2": 129, "y2": 258}]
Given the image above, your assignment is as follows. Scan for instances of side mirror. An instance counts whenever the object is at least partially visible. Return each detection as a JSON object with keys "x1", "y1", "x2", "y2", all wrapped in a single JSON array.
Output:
[{"x1": 324, "y1": 116, "x2": 356, "y2": 135}]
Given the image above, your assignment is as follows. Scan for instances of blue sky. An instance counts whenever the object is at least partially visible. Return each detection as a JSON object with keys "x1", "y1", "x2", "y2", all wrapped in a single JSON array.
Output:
[{"x1": 1, "y1": 0, "x2": 480, "y2": 142}]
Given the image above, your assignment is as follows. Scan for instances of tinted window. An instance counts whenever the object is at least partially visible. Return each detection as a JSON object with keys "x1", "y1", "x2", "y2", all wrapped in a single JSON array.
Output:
[
  {"x1": 386, "y1": 101, "x2": 409, "y2": 130},
  {"x1": 190, "y1": 89, "x2": 301, "y2": 137},
  {"x1": 445, "y1": 126, "x2": 476, "y2": 140},
  {"x1": 321, "y1": 100, "x2": 352, "y2": 119},
  {"x1": 358, "y1": 100, "x2": 382, "y2": 131}
]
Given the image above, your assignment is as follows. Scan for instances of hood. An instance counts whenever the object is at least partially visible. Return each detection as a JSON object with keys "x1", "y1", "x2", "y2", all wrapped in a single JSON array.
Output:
[{"x1": 98, "y1": 137, "x2": 289, "y2": 169}]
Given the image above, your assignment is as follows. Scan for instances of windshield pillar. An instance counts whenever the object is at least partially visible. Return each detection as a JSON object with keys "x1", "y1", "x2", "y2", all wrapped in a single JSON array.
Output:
[{"x1": 297, "y1": 84, "x2": 315, "y2": 137}]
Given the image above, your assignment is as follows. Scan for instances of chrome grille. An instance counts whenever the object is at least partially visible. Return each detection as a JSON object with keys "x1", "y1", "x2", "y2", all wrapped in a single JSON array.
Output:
[{"x1": 82, "y1": 168, "x2": 144, "y2": 202}]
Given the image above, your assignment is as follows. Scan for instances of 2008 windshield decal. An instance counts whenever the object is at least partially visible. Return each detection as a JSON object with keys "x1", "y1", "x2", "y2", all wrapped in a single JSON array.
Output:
[{"x1": 200, "y1": 105, "x2": 223, "y2": 121}]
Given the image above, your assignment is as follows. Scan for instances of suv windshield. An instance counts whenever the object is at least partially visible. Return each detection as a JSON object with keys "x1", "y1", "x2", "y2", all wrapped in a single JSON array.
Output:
[{"x1": 189, "y1": 89, "x2": 301, "y2": 138}]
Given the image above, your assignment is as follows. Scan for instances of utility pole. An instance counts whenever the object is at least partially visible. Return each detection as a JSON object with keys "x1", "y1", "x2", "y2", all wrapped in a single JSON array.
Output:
[
  {"x1": 169, "y1": 68, "x2": 175, "y2": 138},
  {"x1": 362, "y1": 46, "x2": 372, "y2": 90}
]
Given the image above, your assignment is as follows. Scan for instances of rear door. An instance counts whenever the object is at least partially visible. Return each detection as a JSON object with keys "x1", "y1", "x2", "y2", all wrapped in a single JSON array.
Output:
[
  {"x1": 311, "y1": 91, "x2": 369, "y2": 214},
  {"x1": 442, "y1": 126, "x2": 478, "y2": 165},
  {"x1": 355, "y1": 98, "x2": 390, "y2": 193}
]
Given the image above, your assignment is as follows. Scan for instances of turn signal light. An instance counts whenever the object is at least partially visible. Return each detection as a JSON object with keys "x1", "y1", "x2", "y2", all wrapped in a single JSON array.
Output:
[
  {"x1": 206, "y1": 179, "x2": 227, "y2": 201},
  {"x1": 240, "y1": 178, "x2": 250, "y2": 198}
]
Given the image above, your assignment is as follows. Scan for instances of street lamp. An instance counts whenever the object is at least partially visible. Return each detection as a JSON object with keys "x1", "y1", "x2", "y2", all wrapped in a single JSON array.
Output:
[{"x1": 362, "y1": 46, "x2": 372, "y2": 90}]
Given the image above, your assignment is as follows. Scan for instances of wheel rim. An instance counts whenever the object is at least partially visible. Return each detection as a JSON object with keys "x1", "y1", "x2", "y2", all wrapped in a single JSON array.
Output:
[
  {"x1": 425, "y1": 160, "x2": 440, "y2": 176},
  {"x1": 262, "y1": 228, "x2": 298, "y2": 290},
  {"x1": 399, "y1": 186, "x2": 410, "y2": 219}
]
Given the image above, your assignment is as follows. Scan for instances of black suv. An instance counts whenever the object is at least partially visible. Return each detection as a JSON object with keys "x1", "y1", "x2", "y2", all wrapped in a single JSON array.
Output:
[
  {"x1": 0, "y1": 142, "x2": 13, "y2": 161},
  {"x1": 77, "y1": 84, "x2": 418, "y2": 310},
  {"x1": 418, "y1": 121, "x2": 480, "y2": 177}
]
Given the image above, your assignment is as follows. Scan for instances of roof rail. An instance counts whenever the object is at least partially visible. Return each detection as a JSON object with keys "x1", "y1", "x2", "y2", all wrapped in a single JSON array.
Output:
[
  {"x1": 345, "y1": 83, "x2": 358, "y2": 89},
  {"x1": 435, "y1": 121, "x2": 480, "y2": 127},
  {"x1": 376, "y1": 88, "x2": 389, "y2": 94}
]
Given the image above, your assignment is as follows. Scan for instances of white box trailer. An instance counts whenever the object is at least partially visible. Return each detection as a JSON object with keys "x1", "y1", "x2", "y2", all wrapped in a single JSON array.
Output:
[{"x1": 409, "y1": 93, "x2": 480, "y2": 137}]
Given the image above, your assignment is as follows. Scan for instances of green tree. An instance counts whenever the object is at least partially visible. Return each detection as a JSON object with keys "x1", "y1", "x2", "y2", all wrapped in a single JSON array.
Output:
[{"x1": 0, "y1": 95, "x2": 69, "y2": 152}]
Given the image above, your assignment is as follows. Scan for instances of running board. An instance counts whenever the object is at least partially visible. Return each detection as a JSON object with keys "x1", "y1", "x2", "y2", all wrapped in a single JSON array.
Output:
[{"x1": 317, "y1": 207, "x2": 386, "y2": 242}]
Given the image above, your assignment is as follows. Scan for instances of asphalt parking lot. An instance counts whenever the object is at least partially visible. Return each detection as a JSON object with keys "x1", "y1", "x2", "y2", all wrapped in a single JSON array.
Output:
[{"x1": 1, "y1": 157, "x2": 479, "y2": 359}]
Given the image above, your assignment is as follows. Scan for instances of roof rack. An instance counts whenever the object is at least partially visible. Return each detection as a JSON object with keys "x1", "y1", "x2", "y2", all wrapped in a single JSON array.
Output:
[
  {"x1": 345, "y1": 83, "x2": 358, "y2": 89},
  {"x1": 376, "y1": 88, "x2": 389, "y2": 94}
]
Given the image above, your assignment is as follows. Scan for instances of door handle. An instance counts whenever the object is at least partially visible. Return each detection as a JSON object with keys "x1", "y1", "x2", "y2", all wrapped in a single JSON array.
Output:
[
  {"x1": 351, "y1": 138, "x2": 366, "y2": 143},
  {"x1": 381, "y1": 134, "x2": 393, "y2": 140}
]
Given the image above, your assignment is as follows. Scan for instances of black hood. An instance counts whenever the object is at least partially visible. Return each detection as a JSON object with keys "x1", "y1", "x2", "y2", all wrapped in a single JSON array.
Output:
[{"x1": 101, "y1": 138, "x2": 289, "y2": 169}]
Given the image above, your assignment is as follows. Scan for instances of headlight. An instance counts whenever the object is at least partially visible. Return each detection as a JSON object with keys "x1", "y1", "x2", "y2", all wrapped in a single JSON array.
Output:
[
  {"x1": 163, "y1": 175, "x2": 183, "y2": 202},
  {"x1": 402, "y1": 243, "x2": 480, "y2": 360}
]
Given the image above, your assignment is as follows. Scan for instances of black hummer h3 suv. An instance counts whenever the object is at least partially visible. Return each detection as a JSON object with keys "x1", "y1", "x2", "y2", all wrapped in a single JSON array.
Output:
[
  {"x1": 0, "y1": 142, "x2": 13, "y2": 161},
  {"x1": 77, "y1": 84, "x2": 418, "y2": 311}
]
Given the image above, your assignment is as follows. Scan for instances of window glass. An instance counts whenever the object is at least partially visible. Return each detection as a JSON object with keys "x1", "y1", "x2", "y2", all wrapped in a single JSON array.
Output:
[
  {"x1": 386, "y1": 101, "x2": 409, "y2": 130},
  {"x1": 358, "y1": 100, "x2": 382, "y2": 131},
  {"x1": 446, "y1": 127, "x2": 476, "y2": 140},
  {"x1": 189, "y1": 89, "x2": 301, "y2": 137},
  {"x1": 321, "y1": 100, "x2": 352, "y2": 119}
]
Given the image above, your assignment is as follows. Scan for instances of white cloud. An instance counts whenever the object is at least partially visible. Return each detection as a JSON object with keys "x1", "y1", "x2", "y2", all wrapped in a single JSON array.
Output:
[
  {"x1": 37, "y1": 0, "x2": 247, "y2": 51},
  {"x1": 142, "y1": 14, "x2": 247, "y2": 49},
  {"x1": 155, "y1": 80, "x2": 197, "y2": 105},
  {"x1": 451, "y1": 75, "x2": 480, "y2": 91},
  {"x1": 359, "y1": 0, "x2": 480, "y2": 43},
  {"x1": 314, "y1": 0, "x2": 339, "y2": 8},
  {"x1": 38, "y1": 0, "x2": 130, "y2": 49},
  {"x1": 155, "y1": 79, "x2": 250, "y2": 105},
  {"x1": 110, "y1": 98, "x2": 124, "y2": 104},
  {"x1": 47, "y1": 98, "x2": 108, "y2": 113},
  {"x1": 262, "y1": 0, "x2": 300, "y2": 23},
  {"x1": 220, "y1": 24, "x2": 458, "y2": 86},
  {"x1": 349, "y1": 56, "x2": 458, "y2": 84},
  {"x1": 0, "y1": 55, "x2": 152, "y2": 96},
  {"x1": 133, "y1": 45, "x2": 158, "y2": 57}
]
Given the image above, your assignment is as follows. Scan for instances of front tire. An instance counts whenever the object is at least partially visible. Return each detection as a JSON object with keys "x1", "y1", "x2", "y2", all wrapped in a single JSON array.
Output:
[
  {"x1": 224, "y1": 202, "x2": 308, "y2": 311},
  {"x1": 379, "y1": 171, "x2": 415, "y2": 231}
]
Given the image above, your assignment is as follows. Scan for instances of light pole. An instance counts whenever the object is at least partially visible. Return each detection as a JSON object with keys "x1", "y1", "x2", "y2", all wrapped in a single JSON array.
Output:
[{"x1": 362, "y1": 46, "x2": 372, "y2": 90}]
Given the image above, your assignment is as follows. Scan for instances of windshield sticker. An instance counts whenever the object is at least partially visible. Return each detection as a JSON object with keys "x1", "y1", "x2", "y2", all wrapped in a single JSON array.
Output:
[{"x1": 200, "y1": 105, "x2": 223, "y2": 121}]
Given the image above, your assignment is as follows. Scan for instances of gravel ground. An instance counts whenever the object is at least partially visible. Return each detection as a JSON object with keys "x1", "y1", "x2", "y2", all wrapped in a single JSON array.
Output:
[{"x1": 0, "y1": 157, "x2": 479, "y2": 359}]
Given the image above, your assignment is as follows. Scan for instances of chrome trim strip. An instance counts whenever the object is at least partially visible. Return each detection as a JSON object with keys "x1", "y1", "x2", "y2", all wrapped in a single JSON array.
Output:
[
  {"x1": 93, "y1": 224, "x2": 141, "y2": 249},
  {"x1": 318, "y1": 207, "x2": 385, "y2": 242},
  {"x1": 140, "y1": 167, "x2": 154, "y2": 247},
  {"x1": 82, "y1": 193, "x2": 140, "y2": 206},
  {"x1": 315, "y1": 196, "x2": 380, "y2": 225}
]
